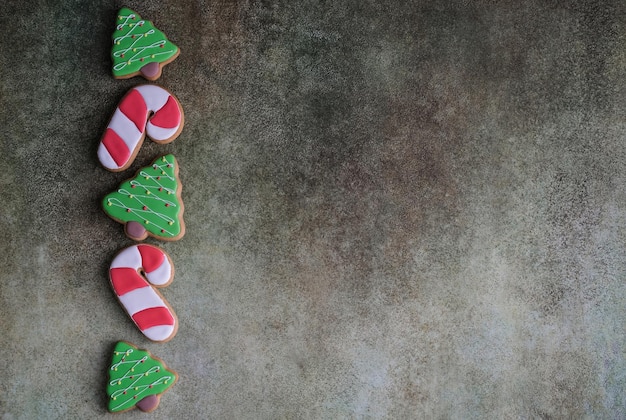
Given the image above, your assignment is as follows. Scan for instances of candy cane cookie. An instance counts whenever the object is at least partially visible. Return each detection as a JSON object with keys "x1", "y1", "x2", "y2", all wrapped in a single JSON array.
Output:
[
  {"x1": 98, "y1": 85, "x2": 184, "y2": 172},
  {"x1": 109, "y1": 244, "x2": 178, "y2": 342}
]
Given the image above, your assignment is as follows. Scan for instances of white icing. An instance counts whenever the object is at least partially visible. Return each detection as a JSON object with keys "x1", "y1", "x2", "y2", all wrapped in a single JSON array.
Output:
[
  {"x1": 106, "y1": 158, "x2": 180, "y2": 237},
  {"x1": 109, "y1": 244, "x2": 177, "y2": 341},
  {"x1": 112, "y1": 13, "x2": 177, "y2": 74},
  {"x1": 110, "y1": 350, "x2": 147, "y2": 379},
  {"x1": 113, "y1": 40, "x2": 175, "y2": 72},
  {"x1": 146, "y1": 121, "x2": 179, "y2": 141},
  {"x1": 110, "y1": 245, "x2": 173, "y2": 282},
  {"x1": 111, "y1": 245, "x2": 143, "y2": 270},
  {"x1": 109, "y1": 344, "x2": 174, "y2": 410},
  {"x1": 114, "y1": 14, "x2": 142, "y2": 43},
  {"x1": 142, "y1": 325, "x2": 175, "y2": 342},
  {"x1": 134, "y1": 85, "x2": 170, "y2": 110},
  {"x1": 97, "y1": 143, "x2": 118, "y2": 170},
  {"x1": 98, "y1": 85, "x2": 182, "y2": 170},
  {"x1": 118, "y1": 286, "x2": 166, "y2": 315},
  {"x1": 108, "y1": 108, "x2": 143, "y2": 149},
  {"x1": 107, "y1": 190, "x2": 177, "y2": 236},
  {"x1": 145, "y1": 258, "x2": 172, "y2": 286}
]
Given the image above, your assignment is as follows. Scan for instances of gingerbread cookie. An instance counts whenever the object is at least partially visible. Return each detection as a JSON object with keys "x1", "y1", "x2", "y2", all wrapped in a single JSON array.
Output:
[
  {"x1": 107, "y1": 341, "x2": 178, "y2": 413},
  {"x1": 103, "y1": 154, "x2": 185, "y2": 241},
  {"x1": 111, "y1": 7, "x2": 180, "y2": 81},
  {"x1": 109, "y1": 244, "x2": 178, "y2": 342},
  {"x1": 98, "y1": 85, "x2": 184, "y2": 172}
]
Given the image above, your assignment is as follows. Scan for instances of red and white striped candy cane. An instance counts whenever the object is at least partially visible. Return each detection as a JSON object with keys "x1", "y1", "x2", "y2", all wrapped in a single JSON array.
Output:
[
  {"x1": 109, "y1": 244, "x2": 178, "y2": 342},
  {"x1": 98, "y1": 85, "x2": 184, "y2": 172}
]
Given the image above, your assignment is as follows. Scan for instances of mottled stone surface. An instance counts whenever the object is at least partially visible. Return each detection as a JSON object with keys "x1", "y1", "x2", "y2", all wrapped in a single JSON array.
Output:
[{"x1": 1, "y1": 0, "x2": 625, "y2": 418}]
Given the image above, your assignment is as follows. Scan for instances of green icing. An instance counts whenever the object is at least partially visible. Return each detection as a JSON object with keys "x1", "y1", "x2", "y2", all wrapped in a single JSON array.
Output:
[
  {"x1": 103, "y1": 154, "x2": 184, "y2": 239},
  {"x1": 111, "y1": 7, "x2": 179, "y2": 77},
  {"x1": 107, "y1": 341, "x2": 177, "y2": 412}
]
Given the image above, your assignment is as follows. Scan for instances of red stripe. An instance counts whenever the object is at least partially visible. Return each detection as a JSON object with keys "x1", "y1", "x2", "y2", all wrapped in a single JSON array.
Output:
[
  {"x1": 119, "y1": 89, "x2": 148, "y2": 133},
  {"x1": 132, "y1": 306, "x2": 175, "y2": 330},
  {"x1": 101, "y1": 128, "x2": 131, "y2": 167},
  {"x1": 149, "y1": 96, "x2": 180, "y2": 129},
  {"x1": 110, "y1": 268, "x2": 148, "y2": 296},
  {"x1": 137, "y1": 245, "x2": 165, "y2": 273}
]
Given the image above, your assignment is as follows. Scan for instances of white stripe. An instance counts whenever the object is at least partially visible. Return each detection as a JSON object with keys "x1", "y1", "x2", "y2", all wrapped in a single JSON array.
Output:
[
  {"x1": 142, "y1": 325, "x2": 175, "y2": 341},
  {"x1": 145, "y1": 258, "x2": 172, "y2": 286},
  {"x1": 110, "y1": 246, "x2": 142, "y2": 270},
  {"x1": 134, "y1": 85, "x2": 170, "y2": 110},
  {"x1": 108, "y1": 108, "x2": 143, "y2": 152},
  {"x1": 146, "y1": 122, "x2": 179, "y2": 141},
  {"x1": 97, "y1": 143, "x2": 119, "y2": 170},
  {"x1": 118, "y1": 286, "x2": 166, "y2": 315}
]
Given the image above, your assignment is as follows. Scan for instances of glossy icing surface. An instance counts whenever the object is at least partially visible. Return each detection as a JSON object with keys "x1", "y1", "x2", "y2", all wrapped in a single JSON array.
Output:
[
  {"x1": 103, "y1": 154, "x2": 184, "y2": 240},
  {"x1": 98, "y1": 86, "x2": 184, "y2": 172},
  {"x1": 109, "y1": 244, "x2": 177, "y2": 342},
  {"x1": 107, "y1": 341, "x2": 177, "y2": 412},
  {"x1": 111, "y1": 8, "x2": 179, "y2": 78}
]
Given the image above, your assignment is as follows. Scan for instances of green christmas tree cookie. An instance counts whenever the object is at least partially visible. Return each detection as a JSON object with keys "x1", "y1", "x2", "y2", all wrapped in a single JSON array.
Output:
[
  {"x1": 111, "y1": 7, "x2": 180, "y2": 81},
  {"x1": 107, "y1": 341, "x2": 178, "y2": 413},
  {"x1": 103, "y1": 154, "x2": 185, "y2": 241}
]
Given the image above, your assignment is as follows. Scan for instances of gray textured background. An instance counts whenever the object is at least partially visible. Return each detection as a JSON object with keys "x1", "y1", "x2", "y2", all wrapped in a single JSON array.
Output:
[{"x1": 1, "y1": 0, "x2": 625, "y2": 418}]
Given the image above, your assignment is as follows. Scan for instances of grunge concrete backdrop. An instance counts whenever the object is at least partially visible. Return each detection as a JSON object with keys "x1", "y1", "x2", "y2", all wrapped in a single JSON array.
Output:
[{"x1": 1, "y1": 0, "x2": 625, "y2": 418}]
